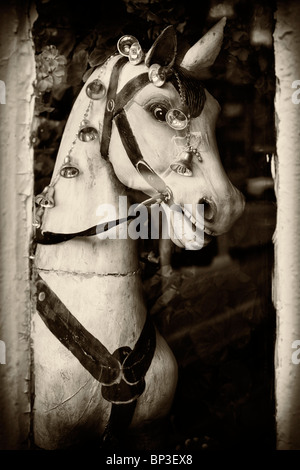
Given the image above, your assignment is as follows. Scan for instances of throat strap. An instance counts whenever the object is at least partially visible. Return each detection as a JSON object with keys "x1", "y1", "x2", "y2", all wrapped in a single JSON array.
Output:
[{"x1": 35, "y1": 215, "x2": 136, "y2": 245}]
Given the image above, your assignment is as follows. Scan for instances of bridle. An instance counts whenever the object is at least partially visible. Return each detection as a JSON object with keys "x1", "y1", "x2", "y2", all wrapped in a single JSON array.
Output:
[
  {"x1": 35, "y1": 55, "x2": 174, "y2": 245},
  {"x1": 101, "y1": 56, "x2": 173, "y2": 199}
]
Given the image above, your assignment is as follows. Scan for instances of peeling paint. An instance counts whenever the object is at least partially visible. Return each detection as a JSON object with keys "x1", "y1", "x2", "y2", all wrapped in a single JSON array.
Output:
[
  {"x1": 273, "y1": 0, "x2": 300, "y2": 451},
  {"x1": 0, "y1": 2, "x2": 37, "y2": 449}
]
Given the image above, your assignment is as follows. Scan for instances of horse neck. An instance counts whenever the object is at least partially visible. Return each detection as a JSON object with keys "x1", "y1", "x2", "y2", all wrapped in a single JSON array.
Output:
[
  {"x1": 35, "y1": 159, "x2": 140, "y2": 276},
  {"x1": 34, "y1": 60, "x2": 149, "y2": 349},
  {"x1": 35, "y1": 56, "x2": 142, "y2": 274}
]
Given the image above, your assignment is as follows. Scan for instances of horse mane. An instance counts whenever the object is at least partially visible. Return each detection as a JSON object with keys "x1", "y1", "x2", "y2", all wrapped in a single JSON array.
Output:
[{"x1": 170, "y1": 65, "x2": 206, "y2": 118}]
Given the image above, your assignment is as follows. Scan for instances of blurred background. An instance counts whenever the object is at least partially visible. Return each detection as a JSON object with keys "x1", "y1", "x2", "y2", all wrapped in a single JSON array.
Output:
[{"x1": 32, "y1": 0, "x2": 277, "y2": 450}]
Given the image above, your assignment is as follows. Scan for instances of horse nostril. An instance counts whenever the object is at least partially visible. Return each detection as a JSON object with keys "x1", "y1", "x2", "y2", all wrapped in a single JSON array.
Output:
[{"x1": 198, "y1": 197, "x2": 216, "y2": 222}]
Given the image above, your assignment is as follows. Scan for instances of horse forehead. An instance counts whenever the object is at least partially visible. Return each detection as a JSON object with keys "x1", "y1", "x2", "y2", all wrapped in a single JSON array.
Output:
[
  {"x1": 117, "y1": 62, "x2": 148, "y2": 90},
  {"x1": 116, "y1": 62, "x2": 179, "y2": 102},
  {"x1": 132, "y1": 83, "x2": 180, "y2": 107}
]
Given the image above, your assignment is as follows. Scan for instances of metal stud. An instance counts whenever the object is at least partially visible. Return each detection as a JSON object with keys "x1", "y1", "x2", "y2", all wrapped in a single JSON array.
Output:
[
  {"x1": 86, "y1": 79, "x2": 106, "y2": 100},
  {"x1": 38, "y1": 292, "x2": 46, "y2": 302},
  {"x1": 128, "y1": 42, "x2": 144, "y2": 65},
  {"x1": 60, "y1": 156, "x2": 80, "y2": 178},
  {"x1": 78, "y1": 120, "x2": 99, "y2": 142},
  {"x1": 166, "y1": 109, "x2": 188, "y2": 130},
  {"x1": 35, "y1": 185, "x2": 55, "y2": 208},
  {"x1": 148, "y1": 64, "x2": 166, "y2": 87},
  {"x1": 117, "y1": 35, "x2": 139, "y2": 56}
]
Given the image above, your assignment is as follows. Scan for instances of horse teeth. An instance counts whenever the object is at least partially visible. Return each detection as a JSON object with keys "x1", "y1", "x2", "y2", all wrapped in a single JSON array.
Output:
[
  {"x1": 205, "y1": 228, "x2": 214, "y2": 236},
  {"x1": 181, "y1": 207, "x2": 197, "y2": 226}
]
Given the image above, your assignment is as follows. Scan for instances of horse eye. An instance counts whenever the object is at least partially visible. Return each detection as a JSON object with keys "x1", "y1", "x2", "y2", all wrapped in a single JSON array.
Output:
[{"x1": 150, "y1": 104, "x2": 168, "y2": 122}]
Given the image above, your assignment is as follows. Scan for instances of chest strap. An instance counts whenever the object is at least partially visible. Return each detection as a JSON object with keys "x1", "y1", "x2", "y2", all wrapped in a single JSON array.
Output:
[
  {"x1": 36, "y1": 274, "x2": 156, "y2": 404},
  {"x1": 36, "y1": 274, "x2": 156, "y2": 446}
]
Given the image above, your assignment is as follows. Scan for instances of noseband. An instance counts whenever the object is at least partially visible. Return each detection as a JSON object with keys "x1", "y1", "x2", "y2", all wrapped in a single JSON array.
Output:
[{"x1": 35, "y1": 55, "x2": 172, "y2": 246}]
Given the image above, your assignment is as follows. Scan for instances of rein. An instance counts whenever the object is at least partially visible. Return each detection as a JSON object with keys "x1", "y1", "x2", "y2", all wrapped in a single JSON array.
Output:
[{"x1": 35, "y1": 55, "x2": 172, "y2": 246}]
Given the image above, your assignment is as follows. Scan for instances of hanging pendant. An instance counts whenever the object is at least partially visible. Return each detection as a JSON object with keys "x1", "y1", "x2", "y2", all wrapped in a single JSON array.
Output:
[
  {"x1": 35, "y1": 185, "x2": 55, "y2": 208},
  {"x1": 191, "y1": 147, "x2": 202, "y2": 161},
  {"x1": 166, "y1": 109, "x2": 188, "y2": 130},
  {"x1": 32, "y1": 206, "x2": 45, "y2": 229},
  {"x1": 170, "y1": 150, "x2": 193, "y2": 177},
  {"x1": 86, "y1": 79, "x2": 106, "y2": 100},
  {"x1": 60, "y1": 156, "x2": 80, "y2": 178},
  {"x1": 78, "y1": 120, "x2": 99, "y2": 142},
  {"x1": 148, "y1": 64, "x2": 166, "y2": 87},
  {"x1": 117, "y1": 35, "x2": 139, "y2": 56},
  {"x1": 128, "y1": 42, "x2": 144, "y2": 65}
]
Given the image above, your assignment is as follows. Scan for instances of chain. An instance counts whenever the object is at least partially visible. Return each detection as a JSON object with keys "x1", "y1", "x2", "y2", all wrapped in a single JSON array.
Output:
[
  {"x1": 50, "y1": 53, "x2": 118, "y2": 190},
  {"x1": 173, "y1": 70, "x2": 186, "y2": 106}
]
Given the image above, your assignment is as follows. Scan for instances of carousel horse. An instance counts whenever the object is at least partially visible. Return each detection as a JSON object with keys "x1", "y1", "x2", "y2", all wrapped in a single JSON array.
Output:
[{"x1": 32, "y1": 18, "x2": 245, "y2": 450}]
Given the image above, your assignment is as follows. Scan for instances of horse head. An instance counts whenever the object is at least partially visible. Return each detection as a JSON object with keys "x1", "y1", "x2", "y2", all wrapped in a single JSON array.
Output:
[
  {"x1": 36, "y1": 18, "x2": 244, "y2": 252},
  {"x1": 103, "y1": 18, "x2": 245, "y2": 250}
]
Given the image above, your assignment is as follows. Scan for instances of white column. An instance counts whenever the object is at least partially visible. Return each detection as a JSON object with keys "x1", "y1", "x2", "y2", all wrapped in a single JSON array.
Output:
[
  {"x1": 273, "y1": 0, "x2": 300, "y2": 450},
  {"x1": 0, "y1": 1, "x2": 37, "y2": 449}
]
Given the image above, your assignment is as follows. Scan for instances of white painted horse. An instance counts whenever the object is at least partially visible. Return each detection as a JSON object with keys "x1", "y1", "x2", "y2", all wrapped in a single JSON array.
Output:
[{"x1": 32, "y1": 18, "x2": 245, "y2": 450}]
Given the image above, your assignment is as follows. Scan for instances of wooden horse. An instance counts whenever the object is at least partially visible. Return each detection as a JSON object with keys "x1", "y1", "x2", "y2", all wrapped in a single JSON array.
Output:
[{"x1": 32, "y1": 18, "x2": 245, "y2": 450}]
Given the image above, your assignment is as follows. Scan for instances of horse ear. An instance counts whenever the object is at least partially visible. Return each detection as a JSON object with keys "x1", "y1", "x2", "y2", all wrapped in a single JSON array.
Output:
[
  {"x1": 145, "y1": 26, "x2": 177, "y2": 69},
  {"x1": 180, "y1": 17, "x2": 226, "y2": 75}
]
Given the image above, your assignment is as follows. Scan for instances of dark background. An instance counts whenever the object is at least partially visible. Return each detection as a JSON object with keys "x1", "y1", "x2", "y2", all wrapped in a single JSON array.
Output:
[{"x1": 32, "y1": 0, "x2": 277, "y2": 450}]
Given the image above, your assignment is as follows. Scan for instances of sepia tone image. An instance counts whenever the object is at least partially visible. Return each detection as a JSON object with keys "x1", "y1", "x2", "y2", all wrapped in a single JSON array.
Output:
[{"x1": 0, "y1": 0, "x2": 299, "y2": 457}]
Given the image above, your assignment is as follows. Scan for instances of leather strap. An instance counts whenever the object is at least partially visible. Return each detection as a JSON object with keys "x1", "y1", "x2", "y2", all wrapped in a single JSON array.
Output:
[
  {"x1": 114, "y1": 110, "x2": 170, "y2": 194},
  {"x1": 114, "y1": 109, "x2": 144, "y2": 167},
  {"x1": 100, "y1": 56, "x2": 127, "y2": 159},
  {"x1": 35, "y1": 215, "x2": 136, "y2": 245},
  {"x1": 113, "y1": 73, "x2": 149, "y2": 117},
  {"x1": 36, "y1": 274, "x2": 156, "y2": 401}
]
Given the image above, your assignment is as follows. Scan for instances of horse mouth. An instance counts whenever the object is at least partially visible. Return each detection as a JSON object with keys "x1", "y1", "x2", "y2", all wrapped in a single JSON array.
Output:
[
  {"x1": 161, "y1": 202, "x2": 213, "y2": 250},
  {"x1": 181, "y1": 205, "x2": 215, "y2": 248}
]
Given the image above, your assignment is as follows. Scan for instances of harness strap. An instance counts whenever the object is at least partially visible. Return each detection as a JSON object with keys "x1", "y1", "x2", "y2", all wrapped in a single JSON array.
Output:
[
  {"x1": 101, "y1": 401, "x2": 137, "y2": 448},
  {"x1": 114, "y1": 108, "x2": 144, "y2": 166},
  {"x1": 114, "y1": 109, "x2": 170, "y2": 196},
  {"x1": 35, "y1": 215, "x2": 136, "y2": 245},
  {"x1": 36, "y1": 274, "x2": 156, "y2": 398},
  {"x1": 113, "y1": 73, "x2": 149, "y2": 117},
  {"x1": 100, "y1": 56, "x2": 127, "y2": 159},
  {"x1": 36, "y1": 274, "x2": 156, "y2": 444}
]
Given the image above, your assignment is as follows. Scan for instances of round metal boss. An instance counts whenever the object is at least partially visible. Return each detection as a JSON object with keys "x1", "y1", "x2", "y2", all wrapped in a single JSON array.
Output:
[
  {"x1": 86, "y1": 79, "x2": 106, "y2": 100},
  {"x1": 166, "y1": 109, "x2": 188, "y2": 130},
  {"x1": 117, "y1": 35, "x2": 139, "y2": 56}
]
